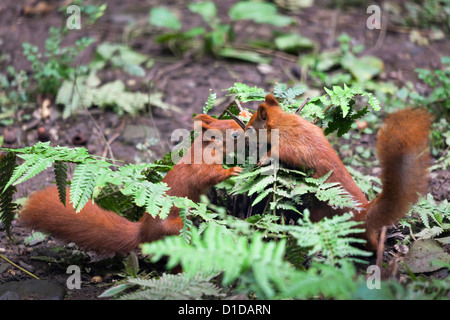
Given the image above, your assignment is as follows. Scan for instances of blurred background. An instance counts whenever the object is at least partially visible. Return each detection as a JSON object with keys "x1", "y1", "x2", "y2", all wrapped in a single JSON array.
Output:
[{"x1": 0, "y1": 0, "x2": 448, "y2": 183}]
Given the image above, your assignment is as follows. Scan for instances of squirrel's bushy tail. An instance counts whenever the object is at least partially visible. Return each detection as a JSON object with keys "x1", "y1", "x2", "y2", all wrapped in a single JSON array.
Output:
[
  {"x1": 364, "y1": 108, "x2": 432, "y2": 248},
  {"x1": 19, "y1": 186, "x2": 140, "y2": 255}
]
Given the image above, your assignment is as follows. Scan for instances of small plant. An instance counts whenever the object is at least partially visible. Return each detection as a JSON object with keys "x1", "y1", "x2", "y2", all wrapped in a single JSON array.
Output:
[
  {"x1": 89, "y1": 42, "x2": 154, "y2": 77},
  {"x1": 413, "y1": 56, "x2": 450, "y2": 117},
  {"x1": 298, "y1": 33, "x2": 384, "y2": 87},
  {"x1": 22, "y1": 27, "x2": 94, "y2": 96},
  {"x1": 0, "y1": 142, "x2": 195, "y2": 230},
  {"x1": 401, "y1": 193, "x2": 450, "y2": 241},
  {"x1": 0, "y1": 67, "x2": 30, "y2": 123},
  {"x1": 392, "y1": 0, "x2": 450, "y2": 31},
  {"x1": 55, "y1": 73, "x2": 181, "y2": 119},
  {"x1": 100, "y1": 272, "x2": 224, "y2": 300},
  {"x1": 382, "y1": 57, "x2": 449, "y2": 157},
  {"x1": 148, "y1": 1, "x2": 298, "y2": 63},
  {"x1": 226, "y1": 81, "x2": 380, "y2": 136}
]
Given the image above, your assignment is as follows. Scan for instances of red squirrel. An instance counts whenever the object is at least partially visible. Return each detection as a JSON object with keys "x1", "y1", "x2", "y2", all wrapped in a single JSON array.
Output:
[
  {"x1": 19, "y1": 115, "x2": 243, "y2": 255},
  {"x1": 246, "y1": 94, "x2": 432, "y2": 250}
]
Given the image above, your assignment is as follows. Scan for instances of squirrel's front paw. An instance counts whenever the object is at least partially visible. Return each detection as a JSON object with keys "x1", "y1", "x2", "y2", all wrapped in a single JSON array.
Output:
[{"x1": 228, "y1": 167, "x2": 243, "y2": 176}]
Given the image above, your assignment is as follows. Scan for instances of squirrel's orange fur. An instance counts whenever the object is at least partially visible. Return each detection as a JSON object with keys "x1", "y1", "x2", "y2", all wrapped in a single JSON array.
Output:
[
  {"x1": 19, "y1": 115, "x2": 243, "y2": 255},
  {"x1": 246, "y1": 94, "x2": 431, "y2": 250}
]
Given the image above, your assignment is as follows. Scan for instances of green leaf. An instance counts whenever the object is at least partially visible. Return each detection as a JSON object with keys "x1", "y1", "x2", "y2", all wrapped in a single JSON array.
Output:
[
  {"x1": 188, "y1": 2, "x2": 217, "y2": 22},
  {"x1": 94, "y1": 42, "x2": 149, "y2": 76},
  {"x1": 24, "y1": 231, "x2": 48, "y2": 246},
  {"x1": 275, "y1": 33, "x2": 315, "y2": 53},
  {"x1": 54, "y1": 161, "x2": 68, "y2": 206},
  {"x1": 341, "y1": 53, "x2": 384, "y2": 82},
  {"x1": 149, "y1": 7, "x2": 181, "y2": 31},
  {"x1": 98, "y1": 283, "x2": 137, "y2": 298},
  {"x1": 229, "y1": 1, "x2": 294, "y2": 27},
  {"x1": 70, "y1": 163, "x2": 98, "y2": 212},
  {"x1": 202, "y1": 89, "x2": 216, "y2": 114},
  {"x1": 218, "y1": 47, "x2": 271, "y2": 64},
  {"x1": 226, "y1": 82, "x2": 267, "y2": 102},
  {"x1": 108, "y1": 273, "x2": 223, "y2": 300}
]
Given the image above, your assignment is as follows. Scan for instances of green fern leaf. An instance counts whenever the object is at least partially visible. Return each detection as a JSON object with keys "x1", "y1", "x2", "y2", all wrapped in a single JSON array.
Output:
[
  {"x1": 3, "y1": 154, "x2": 37, "y2": 191},
  {"x1": 248, "y1": 175, "x2": 275, "y2": 196},
  {"x1": 409, "y1": 194, "x2": 449, "y2": 230},
  {"x1": 0, "y1": 152, "x2": 18, "y2": 238},
  {"x1": 117, "y1": 273, "x2": 223, "y2": 300},
  {"x1": 142, "y1": 224, "x2": 290, "y2": 298},
  {"x1": 226, "y1": 83, "x2": 267, "y2": 102},
  {"x1": 54, "y1": 161, "x2": 68, "y2": 206},
  {"x1": 14, "y1": 157, "x2": 54, "y2": 186},
  {"x1": 178, "y1": 207, "x2": 193, "y2": 244},
  {"x1": 70, "y1": 163, "x2": 98, "y2": 212},
  {"x1": 202, "y1": 89, "x2": 216, "y2": 114},
  {"x1": 281, "y1": 212, "x2": 371, "y2": 265}
]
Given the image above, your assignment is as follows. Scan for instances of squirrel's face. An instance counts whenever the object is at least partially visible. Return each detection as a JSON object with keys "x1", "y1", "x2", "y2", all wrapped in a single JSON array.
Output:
[
  {"x1": 246, "y1": 96, "x2": 281, "y2": 140},
  {"x1": 194, "y1": 115, "x2": 244, "y2": 155}
]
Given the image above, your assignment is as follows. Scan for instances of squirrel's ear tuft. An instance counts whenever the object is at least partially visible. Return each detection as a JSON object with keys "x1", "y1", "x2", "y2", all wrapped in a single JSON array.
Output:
[
  {"x1": 193, "y1": 114, "x2": 217, "y2": 125},
  {"x1": 193, "y1": 114, "x2": 216, "y2": 131},
  {"x1": 264, "y1": 94, "x2": 279, "y2": 107}
]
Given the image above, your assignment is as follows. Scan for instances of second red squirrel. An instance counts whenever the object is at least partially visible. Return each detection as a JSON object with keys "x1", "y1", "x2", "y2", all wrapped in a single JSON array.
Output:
[
  {"x1": 246, "y1": 94, "x2": 432, "y2": 250},
  {"x1": 19, "y1": 115, "x2": 243, "y2": 255}
]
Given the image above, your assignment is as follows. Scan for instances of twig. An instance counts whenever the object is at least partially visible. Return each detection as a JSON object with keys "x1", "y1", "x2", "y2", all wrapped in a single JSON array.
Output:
[
  {"x1": 147, "y1": 80, "x2": 169, "y2": 154},
  {"x1": 376, "y1": 226, "x2": 387, "y2": 269},
  {"x1": 101, "y1": 119, "x2": 126, "y2": 159},
  {"x1": 295, "y1": 97, "x2": 310, "y2": 115},
  {"x1": 218, "y1": 99, "x2": 239, "y2": 119},
  {"x1": 71, "y1": 62, "x2": 117, "y2": 164},
  {"x1": 225, "y1": 110, "x2": 246, "y2": 130},
  {"x1": 217, "y1": 99, "x2": 247, "y2": 129},
  {"x1": 326, "y1": 9, "x2": 339, "y2": 48},
  {"x1": 232, "y1": 44, "x2": 298, "y2": 63},
  {"x1": 234, "y1": 100, "x2": 244, "y2": 112},
  {"x1": 0, "y1": 254, "x2": 40, "y2": 280}
]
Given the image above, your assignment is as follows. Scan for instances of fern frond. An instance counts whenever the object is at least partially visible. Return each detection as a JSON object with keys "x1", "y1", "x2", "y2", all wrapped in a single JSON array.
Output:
[
  {"x1": 142, "y1": 224, "x2": 290, "y2": 297},
  {"x1": 251, "y1": 187, "x2": 273, "y2": 206},
  {"x1": 410, "y1": 194, "x2": 449, "y2": 229},
  {"x1": 15, "y1": 157, "x2": 54, "y2": 186},
  {"x1": 226, "y1": 83, "x2": 267, "y2": 103},
  {"x1": 345, "y1": 165, "x2": 381, "y2": 201},
  {"x1": 276, "y1": 261, "x2": 360, "y2": 300},
  {"x1": 280, "y1": 212, "x2": 371, "y2": 265},
  {"x1": 202, "y1": 89, "x2": 216, "y2": 114},
  {"x1": 315, "y1": 182, "x2": 362, "y2": 210},
  {"x1": 179, "y1": 207, "x2": 193, "y2": 244},
  {"x1": 415, "y1": 226, "x2": 444, "y2": 240},
  {"x1": 0, "y1": 152, "x2": 18, "y2": 238},
  {"x1": 3, "y1": 157, "x2": 30, "y2": 192},
  {"x1": 118, "y1": 273, "x2": 223, "y2": 300},
  {"x1": 248, "y1": 175, "x2": 275, "y2": 196},
  {"x1": 130, "y1": 181, "x2": 171, "y2": 218},
  {"x1": 54, "y1": 161, "x2": 68, "y2": 206},
  {"x1": 271, "y1": 200, "x2": 300, "y2": 214},
  {"x1": 273, "y1": 82, "x2": 306, "y2": 108},
  {"x1": 70, "y1": 163, "x2": 98, "y2": 212}
]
